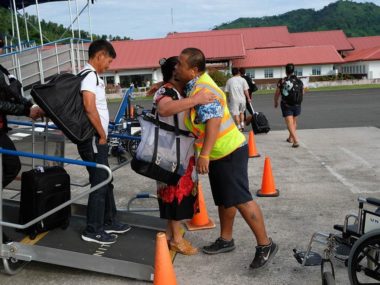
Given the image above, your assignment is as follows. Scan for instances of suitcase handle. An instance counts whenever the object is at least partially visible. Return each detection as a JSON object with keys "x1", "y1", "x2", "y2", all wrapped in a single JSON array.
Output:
[{"x1": 0, "y1": 148, "x2": 112, "y2": 232}]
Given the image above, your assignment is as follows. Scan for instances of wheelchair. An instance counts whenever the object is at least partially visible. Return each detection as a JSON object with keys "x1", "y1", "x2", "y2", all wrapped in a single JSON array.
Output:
[
  {"x1": 108, "y1": 87, "x2": 146, "y2": 163},
  {"x1": 293, "y1": 196, "x2": 380, "y2": 285}
]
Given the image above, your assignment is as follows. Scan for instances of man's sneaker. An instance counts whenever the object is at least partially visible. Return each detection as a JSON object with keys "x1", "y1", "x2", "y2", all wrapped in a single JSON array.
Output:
[
  {"x1": 250, "y1": 238, "x2": 278, "y2": 269},
  {"x1": 202, "y1": 237, "x2": 235, "y2": 254},
  {"x1": 104, "y1": 222, "x2": 131, "y2": 234},
  {"x1": 81, "y1": 231, "x2": 117, "y2": 245}
]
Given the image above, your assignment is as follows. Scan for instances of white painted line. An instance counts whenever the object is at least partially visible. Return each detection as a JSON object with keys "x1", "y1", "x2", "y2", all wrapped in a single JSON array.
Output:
[
  {"x1": 303, "y1": 142, "x2": 363, "y2": 194},
  {"x1": 339, "y1": 147, "x2": 372, "y2": 169},
  {"x1": 324, "y1": 165, "x2": 362, "y2": 194}
]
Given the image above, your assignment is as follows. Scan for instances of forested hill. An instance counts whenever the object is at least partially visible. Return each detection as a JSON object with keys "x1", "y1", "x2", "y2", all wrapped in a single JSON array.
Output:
[
  {"x1": 0, "y1": 6, "x2": 129, "y2": 45},
  {"x1": 214, "y1": 1, "x2": 380, "y2": 37}
]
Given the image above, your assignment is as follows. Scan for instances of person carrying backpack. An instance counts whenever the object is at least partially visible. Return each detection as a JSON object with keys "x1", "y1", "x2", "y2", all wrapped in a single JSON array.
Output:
[{"x1": 274, "y1": 63, "x2": 304, "y2": 148}]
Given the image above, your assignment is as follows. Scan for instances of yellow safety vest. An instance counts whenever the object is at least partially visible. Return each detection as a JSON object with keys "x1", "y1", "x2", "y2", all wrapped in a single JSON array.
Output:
[{"x1": 184, "y1": 73, "x2": 246, "y2": 160}]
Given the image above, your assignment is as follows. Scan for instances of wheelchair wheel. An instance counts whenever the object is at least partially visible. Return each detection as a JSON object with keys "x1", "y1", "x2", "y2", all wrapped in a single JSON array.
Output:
[
  {"x1": 322, "y1": 272, "x2": 335, "y2": 285},
  {"x1": 348, "y1": 229, "x2": 380, "y2": 285},
  {"x1": 127, "y1": 130, "x2": 141, "y2": 157}
]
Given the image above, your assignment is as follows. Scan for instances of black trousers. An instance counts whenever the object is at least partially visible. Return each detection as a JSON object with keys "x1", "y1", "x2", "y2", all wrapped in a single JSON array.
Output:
[
  {"x1": 0, "y1": 133, "x2": 21, "y2": 188},
  {"x1": 77, "y1": 137, "x2": 117, "y2": 233}
]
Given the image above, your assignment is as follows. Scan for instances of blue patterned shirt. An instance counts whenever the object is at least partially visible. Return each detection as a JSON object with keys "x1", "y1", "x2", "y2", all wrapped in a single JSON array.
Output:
[{"x1": 185, "y1": 75, "x2": 223, "y2": 124}]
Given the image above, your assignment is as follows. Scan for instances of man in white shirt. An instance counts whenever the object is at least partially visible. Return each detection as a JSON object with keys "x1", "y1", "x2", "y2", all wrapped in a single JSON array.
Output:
[
  {"x1": 225, "y1": 68, "x2": 251, "y2": 131},
  {"x1": 77, "y1": 39, "x2": 130, "y2": 245}
]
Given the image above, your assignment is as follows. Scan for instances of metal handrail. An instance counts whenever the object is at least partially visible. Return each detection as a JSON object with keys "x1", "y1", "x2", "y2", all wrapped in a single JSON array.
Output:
[
  {"x1": 0, "y1": 38, "x2": 91, "y2": 58},
  {"x1": 8, "y1": 120, "x2": 141, "y2": 141},
  {"x1": 0, "y1": 148, "x2": 112, "y2": 236}
]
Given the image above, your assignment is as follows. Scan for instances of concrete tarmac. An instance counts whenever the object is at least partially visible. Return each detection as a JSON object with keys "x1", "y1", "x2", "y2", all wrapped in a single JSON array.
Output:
[
  {"x1": 2, "y1": 125, "x2": 380, "y2": 285},
  {"x1": 2, "y1": 88, "x2": 380, "y2": 284}
]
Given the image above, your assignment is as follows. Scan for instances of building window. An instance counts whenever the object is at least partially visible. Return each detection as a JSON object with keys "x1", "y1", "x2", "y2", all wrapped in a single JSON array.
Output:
[
  {"x1": 312, "y1": 66, "x2": 321, "y2": 76},
  {"x1": 362, "y1": 65, "x2": 366, "y2": 73},
  {"x1": 264, "y1": 68, "x2": 273, "y2": 78},
  {"x1": 246, "y1": 70, "x2": 255, "y2": 79},
  {"x1": 294, "y1": 68, "x2": 303, "y2": 77}
]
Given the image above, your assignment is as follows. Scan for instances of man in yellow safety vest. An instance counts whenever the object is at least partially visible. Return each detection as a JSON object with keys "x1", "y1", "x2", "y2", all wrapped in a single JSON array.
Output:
[{"x1": 175, "y1": 47, "x2": 278, "y2": 269}]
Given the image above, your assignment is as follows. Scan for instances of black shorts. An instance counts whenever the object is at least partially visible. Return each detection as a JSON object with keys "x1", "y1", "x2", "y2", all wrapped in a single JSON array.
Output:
[
  {"x1": 281, "y1": 101, "x2": 301, "y2": 117},
  {"x1": 208, "y1": 144, "x2": 253, "y2": 208}
]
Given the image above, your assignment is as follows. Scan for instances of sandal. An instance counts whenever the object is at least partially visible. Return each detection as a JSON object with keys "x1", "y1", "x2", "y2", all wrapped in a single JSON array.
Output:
[
  {"x1": 170, "y1": 239, "x2": 198, "y2": 255},
  {"x1": 286, "y1": 138, "x2": 293, "y2": 143},
  {"x1": 292, "y1": 142, "x2": 299, "y2": 148}
]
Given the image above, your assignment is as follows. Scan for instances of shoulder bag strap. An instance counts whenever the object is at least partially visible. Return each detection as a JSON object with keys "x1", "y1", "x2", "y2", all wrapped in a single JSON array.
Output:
[
  {"x1": 77, "y1": 69, "x2": 99, "y2": 86},
  {"x1": 172, "y1": 90, "x2": 181, "y2": 174}
]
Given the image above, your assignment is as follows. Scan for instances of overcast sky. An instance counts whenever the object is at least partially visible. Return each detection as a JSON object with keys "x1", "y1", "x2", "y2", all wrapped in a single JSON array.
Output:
[{"x1": 24, "y1": 0, "x2": 379, "y2": 40}]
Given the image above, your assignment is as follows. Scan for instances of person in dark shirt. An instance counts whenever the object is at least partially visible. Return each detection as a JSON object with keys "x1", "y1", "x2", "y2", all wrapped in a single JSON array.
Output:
[
  {"x1": 274, "y1": 63, "x2": 303, "y2": 148},
  {"x1": 0, "y1": 36, "x2": 43, "y2": 188},
  {"x1": 239, "y1": 68, "x2": 258, "y2": 125},
  {"x1": 0, "y1": 34, "x2": 44, "y2": 244},
  {"x1": 239, "y1": 68, "x2": 257, "y2": 100}
]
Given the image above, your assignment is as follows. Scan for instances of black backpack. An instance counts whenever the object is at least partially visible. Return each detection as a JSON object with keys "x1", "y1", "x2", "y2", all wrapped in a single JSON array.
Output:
[
  {"x1": 280, "y1": 75, "x2": 303, "y2": 105},
  {"x1": 31, "y1": 70, "x2": 98, "y2": 144},
  {"x1": 0, "y1": 64, "x2": 24, "y2": 104}
]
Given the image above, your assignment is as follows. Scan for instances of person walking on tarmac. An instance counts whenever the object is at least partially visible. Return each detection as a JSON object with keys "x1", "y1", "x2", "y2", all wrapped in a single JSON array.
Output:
[
  {"x1": 274, "y1": 63, "x2": 304, "y2": 148},
  {"x1": 224, "y1": 67, "x2": 250, "y2": 131},
  {"x1": 175, "y1": 47, "x2": 278, "y2": 269},
  {"x1": 77, "y1": 39, "x2": 131, "y2": 244}
]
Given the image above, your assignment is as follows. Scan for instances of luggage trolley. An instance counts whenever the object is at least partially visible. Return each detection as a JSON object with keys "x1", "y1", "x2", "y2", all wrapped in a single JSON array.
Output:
[
  {"x1": 293, "y1": 196, "x2": 380, "y2": 285},
  {"x1": 0, "y1": 149, "x2": 166, "y2": 281}
]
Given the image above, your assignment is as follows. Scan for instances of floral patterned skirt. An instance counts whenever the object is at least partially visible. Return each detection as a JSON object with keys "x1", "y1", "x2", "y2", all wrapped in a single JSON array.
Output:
[{"x1": 157, "y1": 157, "x2": 199, "y2": 221}]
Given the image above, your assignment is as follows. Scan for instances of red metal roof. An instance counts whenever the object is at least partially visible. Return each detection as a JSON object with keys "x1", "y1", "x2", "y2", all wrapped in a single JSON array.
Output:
[
  {"x1": 167, "y1": 26, "x2": 294, "y2": 49},
  {"x1": 344, "y1": 46, "x2": 380, "y2": 62},
  {"x1": 290, "y1": 30, "x2": 353, "y2": 51},
  {"x1": 109, "y1": 34, "x2": 245, "y2": 71},
  {"x1": 232, "y1": 45, "x2": 344, "y2": 68},
  {"x1": 348, "y1": 36, "x2": 380, "y2": 51}
]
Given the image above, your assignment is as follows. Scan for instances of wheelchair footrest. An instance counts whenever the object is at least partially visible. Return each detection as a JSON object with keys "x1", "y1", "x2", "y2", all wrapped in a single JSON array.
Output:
[{"x1": 293, "y1": 249, "x2": 322, "y2": 266}]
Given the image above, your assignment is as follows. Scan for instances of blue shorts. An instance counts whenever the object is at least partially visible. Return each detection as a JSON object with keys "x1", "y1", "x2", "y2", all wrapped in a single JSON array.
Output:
[{"x1": 281, "y1": 101, "x2": 301, "y2": 117}]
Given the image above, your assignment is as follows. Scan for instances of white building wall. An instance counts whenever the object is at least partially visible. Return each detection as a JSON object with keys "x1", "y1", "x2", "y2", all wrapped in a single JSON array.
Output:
[
  {"x1": 245, "y1": 64, "x2": 334, "y2": 79},
  {"x1": 367, "y1": 61, "x2": 380, "y2": 79}
]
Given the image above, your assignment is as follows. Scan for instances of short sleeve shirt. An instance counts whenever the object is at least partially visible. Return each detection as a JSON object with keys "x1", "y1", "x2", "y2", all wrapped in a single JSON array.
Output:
[
  {"x1": 80, "y1": 63, "x2": 109, "y2": 136},
  {"x1": 224, "y1": 76, "x2": 248, "y2": 103},
  {"x1": 153, "y1": 85, "x2": 187, "y2": 131}
]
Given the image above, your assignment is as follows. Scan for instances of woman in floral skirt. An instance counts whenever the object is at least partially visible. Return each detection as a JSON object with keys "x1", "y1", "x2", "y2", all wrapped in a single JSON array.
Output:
[{"x1": 150, "y1": 56, "x2": 214, "y2": 255}]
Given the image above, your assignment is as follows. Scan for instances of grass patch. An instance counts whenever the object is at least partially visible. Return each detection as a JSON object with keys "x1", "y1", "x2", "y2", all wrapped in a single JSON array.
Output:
[
  {"x1": 107, "y1": 95, "x2": 153, "y2": 103},
  {"x1": 254, "y1": 83, "x2": 380, "y2": 95},
  {"x1": 107, "y1": 84, "x2": 380, "y2": 102}
]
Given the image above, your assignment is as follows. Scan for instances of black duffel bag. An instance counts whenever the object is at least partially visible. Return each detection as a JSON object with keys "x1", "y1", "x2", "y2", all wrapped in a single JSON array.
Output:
[{"x1": 31, "y1": 70, "x2": 96, "y2": 144}]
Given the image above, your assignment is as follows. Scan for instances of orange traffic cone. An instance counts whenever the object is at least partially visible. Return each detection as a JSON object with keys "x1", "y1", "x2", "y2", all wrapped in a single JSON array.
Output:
[
  {"x1": 257, "y1": 157, "x2": 280, "y2": 197},
  {"x1": 129, "y1": 105, "x2": 135, "y2": 119},
  {"x1": 248, "y1": 131, "x2": 260, "y2": 158},
  {"x1": 153, "y1": 232, "x2": 177, "y2": 285},
  {"x1": 185, "y1": 183, "x2": 216, "y2": 231}
]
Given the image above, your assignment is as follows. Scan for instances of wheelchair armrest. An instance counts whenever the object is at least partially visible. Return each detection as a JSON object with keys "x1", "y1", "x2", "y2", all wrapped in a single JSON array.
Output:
[{"x1": 366, "y1": 197, "x2": 380, "y2": 208}]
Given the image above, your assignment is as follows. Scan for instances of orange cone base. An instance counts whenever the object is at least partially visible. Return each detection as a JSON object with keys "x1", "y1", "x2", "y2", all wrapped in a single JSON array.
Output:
[
  {"x1": 249, "y1": 153, "x2": 261, "y2": 158},
  {"x1": 256, "y1": 189, "x2": 280, "y2": 197},
  {"x1": 184, "y1": 218, "x2": 216, "y2": 231}
]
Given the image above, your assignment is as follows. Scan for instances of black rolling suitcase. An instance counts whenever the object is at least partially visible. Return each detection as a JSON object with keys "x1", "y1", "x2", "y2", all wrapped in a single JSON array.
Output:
[
  {"x1": 247, "y1": 102, "x2": 270, "y2": 134},
  {"x1": 19, "y1": 166, "x2": 71, "y2": 239},
  {"x1": 251, "y1": 112, "x2": 270, "y2": 134}
]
